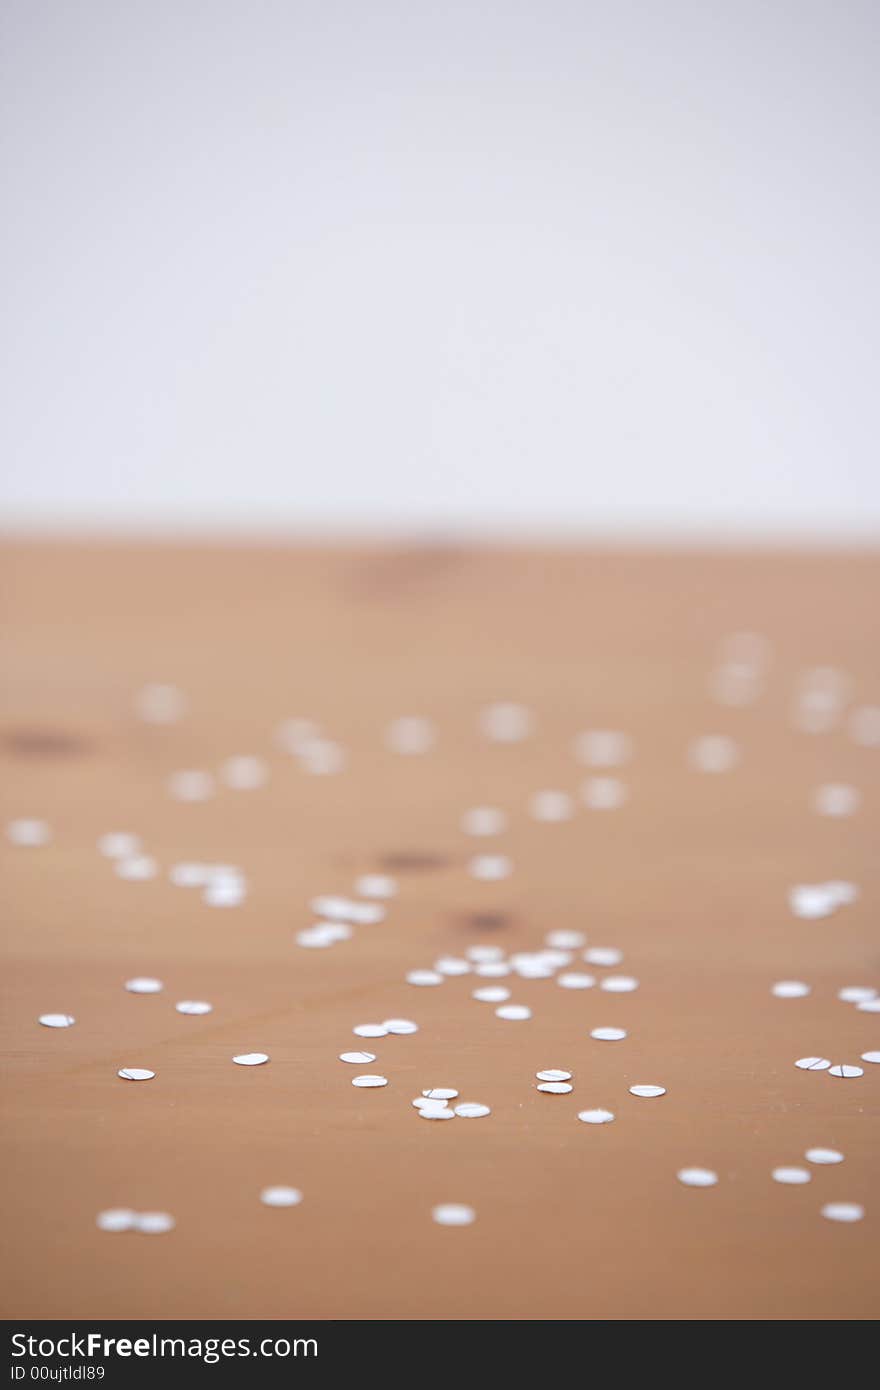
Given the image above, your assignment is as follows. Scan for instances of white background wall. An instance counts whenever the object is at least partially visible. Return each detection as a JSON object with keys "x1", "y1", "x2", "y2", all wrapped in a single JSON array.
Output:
[{"x1": 2, "y1": 1, "x2": 878, "y2": 537}]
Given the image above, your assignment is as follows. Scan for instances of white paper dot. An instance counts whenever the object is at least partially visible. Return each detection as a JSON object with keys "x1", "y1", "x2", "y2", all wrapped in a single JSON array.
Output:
[
  {"x1": 386, "y1": 716, "x2": 436, "y2": 754},
  {"x1": 232, "y1": 1052, "x2": 269, "y2": 1066},
  {"x1": 557, "y1": 972, "x2": 595, "y2": 990},
  {"x1": 828, "y1": 1064, "x2": 863, "y2": 1078},
  {"x1": 98, "y1": 832, "x2": 140, "y2": 859},
  {"x1": 581, "y1": 776, "x2": 627, "y2": 810},
  {"x1": 472, "y1": 985, "x2": 510, "y2": 1003},
  {"x1": 355, "y1": 874, "x2": 397, "y2": 898},
  {"x1": 339, "y1": 1051, "x2": 376, "y2": 1064},
  {"x1": 454, "y1": 1102, "x2": 491, "y2": 1118},
  {"x1": 435, "y1": 956, "x2": 471, "y2": 976},
  {"x1": 168, "y1": 769, "x2": 214, "y2": 802},
  {"x1": 838, "y1": 986, "x2": 877, "y2": 1004},
  {"x1": 433, "y1": 1203, "x2": 475, "y2": 1225},
  {"x1": 578, "y1": 1108, "x2": 615, "y2": 1124},
  {"x1": 38, "y1": 1013, "x2": 75, "y2": 1029},
  {"x1": 352, "y1": 1074, "x2": 387, "y2": 1088},
  {"x1": 772, "y1": 980, "x2": 811, "y2": 999},
  {"x1": 805, "y1": 1148, "x2": 844, "y2": 1165},
  {"x1": 467, "y1": 944, "x2": 505, "y2": 963},
  {"x1": 220, "y1": 755, "x2": 268, "y2": 790},
  {"x1": 772, "y1": 1166, "x2": 811, "y2": 1184},
  {"x1": 420, "y1": 1106, "x2": 455, "y2": 1119},
  {"x1": 96, "y1": 1208, "x2": 136, "y2": 1232},
  {"x1": 629, "y1": 1084, "x2": 666, "y2": 1098},
  {"x1": 353, "y1": 1023, "x2": 388, "y2": 1038},
  {"x1": 795, "y1": 1056, "x2": 831, "y2": 1071},
  {"x1": 688, "y1": 734, "x2": 739, "y2": 773},
  {"x1": 546, "y1": 929, "x2": 585, "y2": 950},
  {"x1": 117, "y1": 1067, "x2": 155, "y2": 1081},
  {"x1": 591, "y1": 1026, "x2": 627, "y2": 1041},
  {"x1": 536, "y1": 1069, "x2": 572, "y2": 1082},
  {"x1": 469, "y1": 854, "x2": 512, "y2": 881},
  {"x1": 573, "y1": 729, "x2": 631, "y2": 767},
  {"x1": 461, "y1": 806, "x2": 507, "y2": 836},
  {"x1": 135, "y1": 683, "x2": 185, "y2": 724},
  {"x1": 422, "y1": 1087, "x2": 458, "y2": 1100},
  {"x1": 600, "y1": 975, "x2": 639, "y2": 993},
  {"x1": 858, "y1": 999, "x2": 880, "y2": 1013},
  {"x1": 169, "y1": 862, "x2": 211, "y2": 887},
  {"x1": 6, "y1": 818, "x2": 51, "y2": 847},
  {"x1": 261, "y1": 1186, "x2": 302, "y2": 1207},
  {"x1": 175, "y1": 1000, "x2": 212, "y2": 1016},
  {"x1": 813, "y1": 783, "x2": 860, "y2": 817},
  {"x1": 406, "y1": 970, "x2": 443, "y2": 987},
  {"x1": 537, "y1": 1081, "x2": 573, "y2": 1094},
  {"x1": 530, "y1": 790, "x2": 575, "y2": 822},
  {"x1": 115, "y1": 855, "x2": 158, "y2": 882},
  {"x1": 495, "y1": 1004, "x2": 531, "y2": 1021},
  {"x1": 821, "y1": 1202, "x2": 864, "y2": 1223},
  {"x1": 480, "y1": 702, "x2": 533, "y2": 743},
  {"x1": 135, "y1": 1211, "x2": 175, "y2": 1234},
  {"x1": 585, "y1": 946, "x2": 623, "y2": 967},
  {"x1": 677, "y1": 1168, "x2": 718, "y2": 1187},
  {"x1": 861, "y1": 1050, "x2": 880, "y2": 1064},
  {"x1": 475, "y1": 961, "x2": 510, "y2": 978},
  {"x1": 383, "y1": 1018, "x2": 418, "y2": 1035},
  {"x1": 125, "y1": 977, "x2": 163, "y2": 995}
]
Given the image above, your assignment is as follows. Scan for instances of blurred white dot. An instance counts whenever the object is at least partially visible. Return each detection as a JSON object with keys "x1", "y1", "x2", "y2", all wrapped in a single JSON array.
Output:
[
  {"x1": 710, "y1": 665, "x2": 762, "y2": 707},
  {"x1": 125, "y1": 977, "x2": 163, "y2": 995},
  {"x1": 432, "y1": 1204, "x2": 475, "y2": 1225},
  {"x1": 805, "y1": 1148, "x2": 844, "y2": 1165},
  {"x1": 828, "y1": 1064, "x2": 863, "y2": 1078},
  {"x1": 468, "y1": 854, "x2": 512, "y2": 881},
  {"x1": 573, "y1": 730, "x2": 631, "y2": 767},
  {"x1": 261, "y1": 1186, "x2": 302, "y2": 1207},
  {"x1": 600, "y1": 975, "x2": 638, "y2": 993},
  {"x1": 168, "y1": 770, "x2": 214, "y2": 802},
  {"x1": 838, "y1": 986, "x2": 877, "y2": 1004},
  {"x1": 355, "y1": 873, "x2": 397, "y2": 898},
  {"x1": 204, "y1": 874, "x2": 246, "y2": 907},
  {"x1": 530, "y1": 790, "x2": 574, "y2": 822},
  {"x1": 629, "y1": 1084, "x2": 666, "y2": 1098},
  {"x1": 789, "y1": 884, "x2": 843, "y2": 920},
  {"x1": 6, "y1": 818, "x2": 50, "y2": 847},
  {"x1": 495, "y1": 1004, "x2": 531, "y2": 1021},
  {"x1": 115, "y1": 855, "x2": 157, "y2": 882},
  {"x1": 475, "y1": 961, "x2": 510, "y2": 978},
  {"x1": 135, "y1": 1212, "x2": 175, "y2": 1234},
  {"x1": 772, "y1": 980, "x2": 811, "y2": 998},
  {"x1": 849, "y1": 704, "x2": 880, "y2": 747},
  {"x1": 339, "y1": 1051, "x2": 376, "y2": 1064},
  {"x1": 688, "y1": 735, "x2": 739, "y2": 773},
  {"x1": 585, "y1": 947, "x2": 623, "y2": 967},
  {"x1": 96, "y1": 1209, "x2": 136, "y2": 1232},
  {"x1": 175, "y1": 1000, "x2": 212, "y2": 1016},
  {"x1": 406, "y1": 970, "x2": 443, "y2": 987},
  {"x1": 793, "y1": 667, "x2": 850, "y2": 733},
  {"x1": 135, "y1": 683, "x2": 185, "y2": 724},
  {"x1": 480, "y1": 702, "x2": 533, "y2": 743},
  {"x1": 472, "y1": 985, "x2": 510, "y2": 1003},
  {"x1": 578, "y1": 1109, "x2": 615, "y2": 1125},
  {"x1": 296, "y1": 923, "x2": 350, "y2": 949},
  {"x1": 858, "y1": 1000, "x2": 880, "y2": 1014},
  {"x1": 581, "y1": 777, "x2": 627, "y2": 810},
  {"x1": 813, "y1": 783, "x2": 860, "y2": 818},
  {"x1": 677, "y1": 1168, "x2": 718, "y2": 1187},
  {"x1": 821, "y1": 1202, "x2": 864, "y2": 1223},
  {"x1": 299, "y1": 738, "x2": 346, "y2": 775},
  {"x1": 546, "y1": 929, "x2": 585, "y2": 949},
  {"x1": 467, "y1": 944, "x2": 505, "y2": 962},
  {"x1": 386, "y1": 716, "x2": 435, "y2": 755},
  {"x1": 39, "y1": 1013, "x2": 75, "y2": 1028},
  {"x1": 795, "y1": 1056, "x2": 831, "y2": 1071},
  {"x1": 232, "y1": 1052, "x2": 269, "y2": 1066},
  {"x1": 98, "y1": 832, "x2": 140, "y2": 859},
  {"x1": 461, "y1": 806, "x2": 507, "y2": 836},
  {"x1": 169, "y1": 862, "x2": 210, "y2": 887},
  {"x1": 591, "y1": 1027, "x2": 626, "y2": 1041},
  {"x1": 772, "y1": 1166, "x2": 810, "y2": 1184},
  {"x1": 220, "y1": 755, "x2": 268, "y2": 790},
  {"x1": 454, "y1": 1102, "x2": 491, "y2": 1118},
  {"x1": 861, "y1": 1050, "x2": 880, "y2": 1063},
  {"x1": 435, "y1": 955, "x2": 471, "y2": 976},
  {"x1": 558, "y1": 972, "x2": 595, "y2": 990},
  {"x1": 118, "y1": 1067, "x2": 155, "y2": 1082},
  {"x1": 353, "y1": 1023, "x2": 388, "y2": 1038},
  {"x1": 275, "y1": 718, "x2": 320, "y2": 754}
]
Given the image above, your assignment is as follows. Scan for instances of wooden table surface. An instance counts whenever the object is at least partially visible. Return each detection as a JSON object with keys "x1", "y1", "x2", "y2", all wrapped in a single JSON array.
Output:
[{"x1": 1, "y1": 541, "x2": 878, "y2": 1320}]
